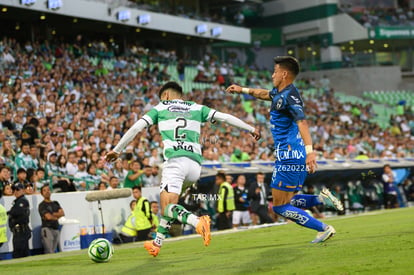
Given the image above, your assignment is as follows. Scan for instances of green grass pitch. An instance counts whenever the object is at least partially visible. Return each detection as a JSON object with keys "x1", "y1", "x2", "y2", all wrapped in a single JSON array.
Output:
[{"x1": 1, "y1": 207, "x2": 413, "y2": 275}]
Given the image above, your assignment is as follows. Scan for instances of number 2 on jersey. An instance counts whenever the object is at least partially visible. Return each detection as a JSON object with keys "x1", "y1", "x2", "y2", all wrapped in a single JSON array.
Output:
[{"x1": 174, "y1": 117, "x2": 187, "y2": 140}]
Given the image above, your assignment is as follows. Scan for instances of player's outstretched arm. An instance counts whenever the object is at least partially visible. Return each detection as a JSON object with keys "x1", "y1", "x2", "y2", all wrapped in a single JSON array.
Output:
[
  {"x1": 226, "y1": 84, "x2": 271, "y2": 101},
  {"x1": 105, "y1": 119, "x2": 148, "y2": 162},
  {"x1": 213, "y1": 111, "x2": 261, "y2": 141}
]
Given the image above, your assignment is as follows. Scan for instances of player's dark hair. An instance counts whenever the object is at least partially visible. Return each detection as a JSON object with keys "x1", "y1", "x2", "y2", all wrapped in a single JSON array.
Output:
[
  {"x1": 159, "y1": 81, "x2": 183, "y2": 98},
  {"x1": 274, "y1": 56, "x2": 300, "y2": 76}
]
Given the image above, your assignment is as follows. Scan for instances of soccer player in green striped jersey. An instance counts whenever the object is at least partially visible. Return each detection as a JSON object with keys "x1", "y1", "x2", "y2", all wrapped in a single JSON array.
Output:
[{"x1": 106, "y1": 81, "x2": 260, "y2": 257}]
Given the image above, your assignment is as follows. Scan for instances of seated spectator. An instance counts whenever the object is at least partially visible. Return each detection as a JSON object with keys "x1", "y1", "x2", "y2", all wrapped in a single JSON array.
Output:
[
  {"x1": 0, "y1": 166, "x2": 12, "y2": 198},
  {"x1": 26, "y1": 168, "x2": 39, "y2": 194},
  {"x1": 66, "y1": 152, "x2": 78, "y2": 177},
  {"x1": 230, "y1": 148, "x2": 250, "y2": 162},
  {"x1": 107, "y1": 176, "x2": 120, "y2": 190},
  {"x1": 54, "y1": 155, "x2": 76, "y2": 192},
  {"x1": 95, "y1": 157, "x2": 112, "y2": 183},
  {"x1": 85, "y1": 164, "x2": 101, "y2": 191},
  {"x1": 15, "y1": 143, "x2": 37, "y2": 172},
  {"x1": 2, "y1": 183, "x2": 13, "y2": 196},
  {"x1": 97, "y1": 182, "x2": 107, "y2": 191},
  {"x1": 24, "y1": 182, "x2": 35, "y2": 195},
  {"x1": 124, "y1": 160, "x2": 143, "y2": 189},
  {"x1": 74, "y1": 160, "x2": 89, "y2": 191},
  {"x1": 141, "y1": 165, "x2": 158, "y2": 187},
  {"x1": 45, "y1": 152, "x2": 59, "y2": 181},
  {"x1": 14, "y1": 168, "x2": 29, "y2": 188},
  {"x1": 148, "y1": 148, "x2": 162, "y2": 167},
  {"x1": 112, "y1": 159, "x2": 127, "y2": 188},
  {"x1": 194, "y1": 70, "x2": 210, "y2": 83}
]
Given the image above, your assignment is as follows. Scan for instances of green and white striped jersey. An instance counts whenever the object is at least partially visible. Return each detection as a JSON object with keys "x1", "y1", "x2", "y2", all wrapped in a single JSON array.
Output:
[{"x1": 142, "y1": 100, "x2": 215, "y2": 164}]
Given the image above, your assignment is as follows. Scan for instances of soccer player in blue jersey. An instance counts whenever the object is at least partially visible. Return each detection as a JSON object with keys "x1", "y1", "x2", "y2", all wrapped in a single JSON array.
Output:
[{"x1": 226, "y1": 56, "x2": 343, "y2": 243}]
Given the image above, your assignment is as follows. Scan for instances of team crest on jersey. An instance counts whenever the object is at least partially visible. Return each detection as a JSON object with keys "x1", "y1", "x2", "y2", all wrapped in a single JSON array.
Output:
[{"x1": 276, "y1": 98, "x2": 283, "y2": 110}]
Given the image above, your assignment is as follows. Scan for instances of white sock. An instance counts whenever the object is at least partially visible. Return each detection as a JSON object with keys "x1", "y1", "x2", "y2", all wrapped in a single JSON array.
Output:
[{"x1": 187, "y1": 214, "x2": 200, "y2": 228}]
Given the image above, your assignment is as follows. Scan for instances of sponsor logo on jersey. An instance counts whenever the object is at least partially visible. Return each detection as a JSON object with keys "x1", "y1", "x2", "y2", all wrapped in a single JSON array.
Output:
[
  {"x1": 290, "y1": 95, "x2": 301, "y2": 104},
  {"x1": 167, "y1": 106, "x2": 190, "y2": 113},
  {"x1": 173, "y1": 140, "x2": 194, "y2": 152},
  {"x1": 162, "y1": 100, "x2": 192, "y2": 106},
  {"x1": 274, "y1": 148, "x2": 305, "y2": 161}
]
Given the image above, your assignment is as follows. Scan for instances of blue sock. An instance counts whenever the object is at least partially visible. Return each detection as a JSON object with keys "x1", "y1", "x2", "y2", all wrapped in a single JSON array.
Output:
[
  {"x1": 273, "y1": 204, "x2": 326, "y2": 232},
  {"x1": 290, "y1": 194, "x2": 322, "y2": 209}
]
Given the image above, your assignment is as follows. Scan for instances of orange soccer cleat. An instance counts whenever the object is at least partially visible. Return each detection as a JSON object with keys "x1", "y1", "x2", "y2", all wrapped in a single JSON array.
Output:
[
  {"x1": 195, "y1": 215, "x2": 211, "y2": 246},
  {"x1": 144, "y1": 241, "x2": 161, "y2": 257}
]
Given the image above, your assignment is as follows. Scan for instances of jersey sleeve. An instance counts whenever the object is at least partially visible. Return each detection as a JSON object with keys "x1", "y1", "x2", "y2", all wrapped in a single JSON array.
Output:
[
  {"x1": 286, "y1": 89, "x2": 306, "y2": 121},
  {"x1": 142, "y1": 108, "x2": 158, "y2": 126},
  {"x1": 269, "y1": 88, "x2": 278, "y2": 100},
  {"x1": 201, "y1": 105, "x2": 216, "y2": 123}
]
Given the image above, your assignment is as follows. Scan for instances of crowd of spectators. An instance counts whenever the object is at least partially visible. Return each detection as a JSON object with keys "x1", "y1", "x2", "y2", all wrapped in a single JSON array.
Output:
[
  {"x1": 303, "y1": 91, "x2": 414, "y2": 160},
  {"x1": 340, "y1": 0, "x2": 414, "y2": 27},
  {"x1": 0, "y1": 35, "x2": 413, "y2": 195}
]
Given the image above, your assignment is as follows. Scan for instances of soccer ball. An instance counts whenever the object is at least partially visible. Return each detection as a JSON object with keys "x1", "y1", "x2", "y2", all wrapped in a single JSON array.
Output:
[{"x1": 88, "y1": 238, "x2": 114, "y2": 263}]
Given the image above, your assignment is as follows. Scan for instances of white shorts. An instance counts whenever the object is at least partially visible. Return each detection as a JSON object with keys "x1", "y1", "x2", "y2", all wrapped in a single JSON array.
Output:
[
  {"x1": 160, "y1": 157, "x2": 201, "y2": 195},
  {"x1": 232, "y1": 210, "x2": 252, "y2": 225}
]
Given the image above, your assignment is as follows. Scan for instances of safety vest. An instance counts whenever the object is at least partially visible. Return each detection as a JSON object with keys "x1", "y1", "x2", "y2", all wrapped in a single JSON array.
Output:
[
  {"x1": 218, "y1": 182, "x2": 236, "y2": 213},
  {"x1": 0, "y1": 204, "x2": 7, "y2": 243},
  {"x1": 134, "y1": 197, "x2": 152, "y2": 231},
  {"x1": 121, "y1": 214, "x2": 137, "y2": 237},
  {"x1": 151, "y1": 214, "x2": 159, "y2": 229}
]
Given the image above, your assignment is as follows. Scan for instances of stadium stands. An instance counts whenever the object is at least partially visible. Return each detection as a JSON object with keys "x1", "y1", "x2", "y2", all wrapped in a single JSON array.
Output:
[
  {"x1": 0, "y1": 36, "x2": 412, "y2": 221},
  {"x1": 0, "y1": 37, "x2": 412, "y2": 171}
]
